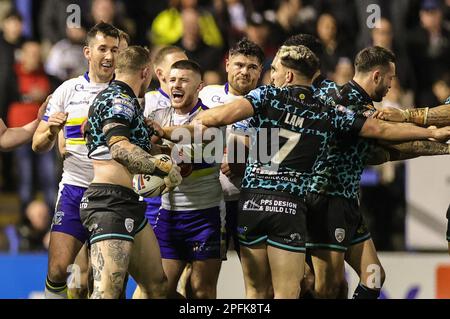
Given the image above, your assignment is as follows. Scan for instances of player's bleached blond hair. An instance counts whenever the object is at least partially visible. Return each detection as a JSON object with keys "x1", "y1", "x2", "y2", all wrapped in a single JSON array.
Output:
[
  {"x1": 116, "y1": 46, "x2": 151, "y2": 73},
  {"x1": 277, "y1": 45, "x2": 319, "y2": 78}
]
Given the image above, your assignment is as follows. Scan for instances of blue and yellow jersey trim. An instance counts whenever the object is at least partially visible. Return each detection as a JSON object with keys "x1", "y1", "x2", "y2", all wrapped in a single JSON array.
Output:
[{"x1": 65, "y1": 117, "x2": 87, "y2": 145}]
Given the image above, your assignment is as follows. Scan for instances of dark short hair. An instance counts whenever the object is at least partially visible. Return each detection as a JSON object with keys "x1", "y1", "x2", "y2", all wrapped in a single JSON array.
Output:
[
  {"x1": 283, "y1": 34, "x2": 324, "y2": 58},
  {"x1": 118, "y1": 29, "x2": 131, "y2": 46},
  {"x1": 229, "y1": 38, "x2": 265, "y2": 65},
  {"x1": 354, "y1": 46, "x2": 396, "y2": 73},
  {"x1": 153, "y1": 45, "x2": 185, "y2": 66},
  {"x1": 171, "y1": 59, "x2": 203, "y2": 78},
  {"x1": 4, "y1": 9, "x2": 23, "y2": 22},
  {"x1": 116, "y1": 46, "x2": 151, "y2": 73},
  {"x1": 278, "y1": 45, "x2": 320, "y2": 79},
  {"x1": 86, "y1": 22, "x2": 119, "y2": 46}
]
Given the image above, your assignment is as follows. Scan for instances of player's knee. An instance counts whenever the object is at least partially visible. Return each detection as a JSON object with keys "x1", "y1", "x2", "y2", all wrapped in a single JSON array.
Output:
[
  {"x1": 246, "y1": 284, "x2": 273, "y2": 299},
  {"x1": 141, "y1": 275, "x2": 168, "y2": 298},
  {"x1": 301, "y1": 272, "x2": 315, "y2": 293},
  {"x1": 315, "y1": 280, "x2": 342, "y2": 299},
  {"x1": 190, "y1": 280, "x2": 216, "y2": 299},
  {"x1": 274, "y1": 284, "x2": 300, "y2": 299},
  {"x1": 48, "y1": 262, "x2": 70, "y2": 283}
]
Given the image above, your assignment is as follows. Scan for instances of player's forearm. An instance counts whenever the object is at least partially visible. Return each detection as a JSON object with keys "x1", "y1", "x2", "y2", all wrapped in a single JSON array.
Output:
[
  {"x1": 110, "y1": 141, "x2": 170, "y2": 175},
  {"x1": 384, "y1": 140, "x2": 450, "y2": 157},
  {"x1": 0, "y1": 119, "x2": 42, "y2": 151},
  {"x1": 162, "y1": 123, "x2": 208, "y2": 143},
  {"x1": 32, "y1": 126, "x2": 58, "y2": 153},
  {"x1": 362, "y1": 119, "x2": 434, "y2": 141},
  {"x1": 405, "y1": 105, "x2": 450, "y2": 127}
]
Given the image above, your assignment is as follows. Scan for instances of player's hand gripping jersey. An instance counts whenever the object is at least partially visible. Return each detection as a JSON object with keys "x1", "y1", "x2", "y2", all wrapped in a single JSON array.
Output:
[{"x1": 152, "y1": 99, "x2": 225, "y2": 211}]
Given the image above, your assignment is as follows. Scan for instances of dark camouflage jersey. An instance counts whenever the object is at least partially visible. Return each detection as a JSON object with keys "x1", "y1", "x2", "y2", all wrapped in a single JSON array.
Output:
[
  {"x1": 309, "y1": 80, "x2": 376, "y2": 199},
  {"x1": 85, "y1": 80, "x2": 153, "y2": 160},
  {"x1": 241, "y1": 85, "x2": 366, "y2": 198}
]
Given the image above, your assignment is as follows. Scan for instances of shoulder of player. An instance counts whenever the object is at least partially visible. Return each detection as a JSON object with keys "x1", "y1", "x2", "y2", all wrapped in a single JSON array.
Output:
[
  {"x1": 145, "y1": 90, "x2": 159, "y2": 98},
  {"x1": 199, "y1": 84, "x2": 225, "y2": 97}
]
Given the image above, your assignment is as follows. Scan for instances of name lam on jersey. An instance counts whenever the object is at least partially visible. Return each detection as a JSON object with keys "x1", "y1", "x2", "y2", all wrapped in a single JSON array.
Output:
[{"x1": 284, "y1": 113, "x2": 305, "y2": 128}]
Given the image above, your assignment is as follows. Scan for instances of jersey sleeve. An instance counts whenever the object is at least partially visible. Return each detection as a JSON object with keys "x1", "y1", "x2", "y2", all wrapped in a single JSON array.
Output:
[
  {"x1": 331, "y1": 104, "x2": 367, "y2": 135},
  {"x1": 100, "y1": 95, "x2": 135, "y2": 127},
  {"x1": 244, "y1": 86, "x2": 270, "y2": 116},
  {"x1": 42, "y1": 82, "x2": 66, "y2": 121}
]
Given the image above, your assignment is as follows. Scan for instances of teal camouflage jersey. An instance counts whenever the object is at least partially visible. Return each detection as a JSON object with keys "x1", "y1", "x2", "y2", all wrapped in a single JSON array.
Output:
[
  {"x1": 85, "y1": 80, "x2": 153, "y2": 160},
  {"x1": 242, "y1": 85, "x2": 366, "y2": 198},
  {"x1": 309, "y1": 80, "x2": 376, "y2": 199}
]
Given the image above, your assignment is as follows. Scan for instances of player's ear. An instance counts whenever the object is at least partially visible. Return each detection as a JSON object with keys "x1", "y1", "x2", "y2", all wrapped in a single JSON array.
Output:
[
  {"x1": 83, "y1": 46, "x2": 90, "y2": 61},
  {"x1": 225, "y1": 58, "x2": 230, "y2": 73},
  {"x1": 197, "y1": 80, "x2": 204, "y2": 93},
  {"x1": 373, "y1": 69, "x2": 381, "y2": 84},
  {"x1": 155, "y1": 67, "x2": 164, "y2": 82},
  {"x1": 142, "y1": 66, "x2": 151, "y2": 80},
  {"x1": 286, "y1": 70, "x2": 293, "y2": 84}
]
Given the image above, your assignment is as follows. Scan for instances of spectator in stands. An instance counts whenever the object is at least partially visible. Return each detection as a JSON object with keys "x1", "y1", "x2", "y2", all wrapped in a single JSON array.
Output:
[
  {"x1": 150, "y1": 0, "x2": 224, "y2": 50},
  {"x1": 176, "y1": 7, "x2": 224, "y2": 72},
  {"x1": 371, "y1": 17, "x2": 415, "y2": 91},
  {"x1": 244, "y1": 12, "x2": 278, "y2": 71},
  {"x1": 0, "y1": 9, "x2": 24, "y2": 191},
  {"x1": 316, "y1": 12, "x2": 353, "y2": 78},
  {"x1": 7, "y1": 40, "x2": 56, "y2": 220},
  {"x1": 45, "y1": 25, "x2": 88, "y2": 87},
  {"x1": 271, "y1": 0, "x2": 317, "y2": 42},
  {"x1": 39, "y1": 0, "x2": 90, "y2": 45},
  {"x1": 432, "y1": 72, "x2": 450, "y2": 103},
  {"x1": 333, "y1": 57, "x2": 354, "y2": 86},
  {"x1": 407, "y1": 0, "x2": 450, "y2": 106},
  {"x1": 17, "y1": 200, "x2": 51, "y2": 251}
]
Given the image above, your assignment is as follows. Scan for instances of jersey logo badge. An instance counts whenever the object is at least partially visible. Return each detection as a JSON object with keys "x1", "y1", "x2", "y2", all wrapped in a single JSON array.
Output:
[
  {"x1": 125, "y1": 218, "x2": 134, "y2": 233},
  {"x1": 52, "y1": 211, "x2": 64, "y2": 226},
  {"x1": 242, "y1": 199, "x2": 264, "y2": 212},
  {"x1": 335, "y1": 228, "x2": 346, "y2": 243}
]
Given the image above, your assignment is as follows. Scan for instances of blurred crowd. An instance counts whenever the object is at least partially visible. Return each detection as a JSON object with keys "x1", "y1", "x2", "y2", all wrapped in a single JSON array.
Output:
[{"x1": 0, "y1": 0, "x2": 449, "y2": 252}]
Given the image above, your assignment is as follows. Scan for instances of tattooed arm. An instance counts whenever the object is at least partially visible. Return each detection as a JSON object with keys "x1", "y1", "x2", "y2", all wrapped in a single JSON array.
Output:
[
  {"x1": 367, "y1": 140, "x2": 450, "y2": 165},
  {"x1": 103, "y1": 123, "x2": 172, "y2": 175},
  {"x1": 375, "y1": 105, "x2": 450, "y2": 127}
]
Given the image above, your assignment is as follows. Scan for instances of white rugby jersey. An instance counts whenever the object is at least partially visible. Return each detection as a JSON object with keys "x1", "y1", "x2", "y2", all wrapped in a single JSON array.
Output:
[
  {"x1": 199, "y1": 83, "x2": 246, "y2": 201},
  {"x1": 153, "y1": 100, "x2": 225, "y2": 211},
  {"x1": 144, "y1": 88, "x2": 171, "y2": 118},
  {"x1": 43, "y1": 72, "x2": 109, "y2": 188}
]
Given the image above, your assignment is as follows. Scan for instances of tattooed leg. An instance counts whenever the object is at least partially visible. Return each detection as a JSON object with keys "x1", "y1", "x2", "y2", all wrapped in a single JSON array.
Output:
[
  {"x1": 90, "y1": 240, "x2": 133, "y2": 299},
  {"x1": 129, "y1": 224, "x2": 168, "y2": 299}
]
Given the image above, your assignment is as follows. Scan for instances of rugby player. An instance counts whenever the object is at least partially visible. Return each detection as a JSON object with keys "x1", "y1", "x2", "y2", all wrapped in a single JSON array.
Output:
[
  {"x1": 189, "y1": 45, "x2": 450, "y2": 298},
  {"x1": 199, "y1": 38, "x2": 264, "y2": 258},
  {"x1": 81, "y1": 46, "x2": 181, "y2": 299},
  {"x1": 150, "y1": 60, "x2": 225, "y2": 299},
  {"x1": 32, "y1": 22, "x2": 120, "y2": 299}
]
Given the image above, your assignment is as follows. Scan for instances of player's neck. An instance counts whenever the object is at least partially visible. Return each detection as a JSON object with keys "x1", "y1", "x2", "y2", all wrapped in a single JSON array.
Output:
[
  {"x1": 88, "y1": 70, "x2": 113, "y2": 84},
  {"x1": 174, "y1": 99, "x2": 198, "y2": 115},
  {"x1": 115, "y1": 74, "x2": 141, "y2": 97},
  {"x1": 289, "y1": 77, "x2": 312, "y2": 87},
  {"x1": 352, "y1": 76, "x2": 373, "y2": 98},
  {"x1": 228, "y1": 84, "x2": 242, "y2": 96},
  {"x1": 159, "y1": 83, "x2": 170, "y2": 96}
]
